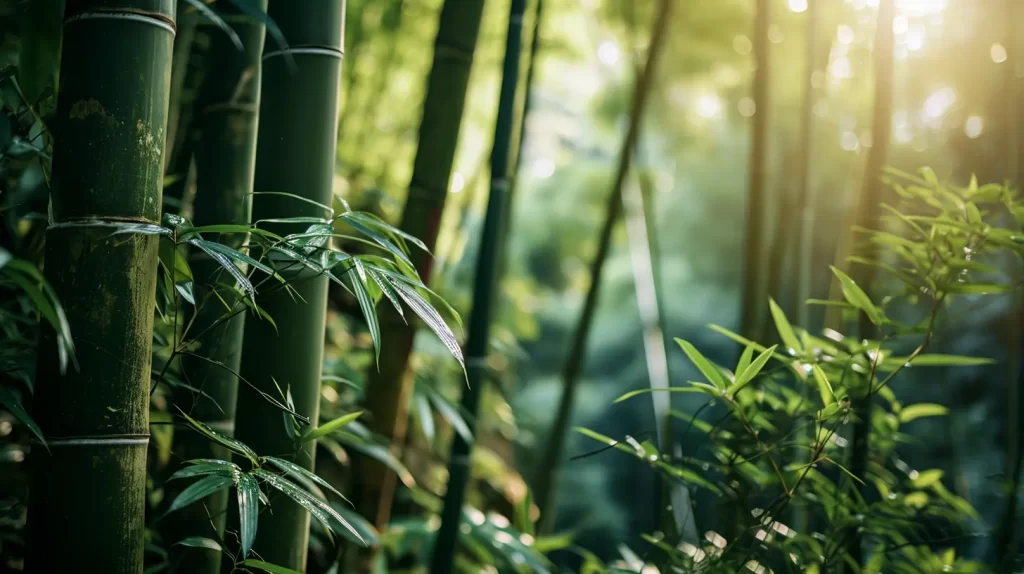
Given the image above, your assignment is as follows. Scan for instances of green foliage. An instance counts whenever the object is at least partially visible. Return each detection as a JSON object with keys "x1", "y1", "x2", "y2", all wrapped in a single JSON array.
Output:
[{"x1": 578, "y1": 170, "x2": 1010, "y2": 572}]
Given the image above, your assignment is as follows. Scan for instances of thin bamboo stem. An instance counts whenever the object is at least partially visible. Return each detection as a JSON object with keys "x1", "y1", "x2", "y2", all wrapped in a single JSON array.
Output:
[
  {"x1": 532, "y1": 0, "x2": 674, "y2": 535},
  {"x1": 429, "y1": 2, "x2": 526, "y2": 571}
]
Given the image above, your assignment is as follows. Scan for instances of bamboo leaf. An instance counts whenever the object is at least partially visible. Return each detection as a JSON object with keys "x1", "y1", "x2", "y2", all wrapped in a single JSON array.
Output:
[
  {"x1": 514, "y1": 488, "x2": 535, "y2": 537},
  {"x1": 885, "y1": 354, "x2": 994, "y2": 368},
  {"x1": 174, "y1": 537, "x2": 223, "y2": 552},
  {"x1": 423, "y1": 386, "x2": 473, "y2": 444},
  {"x1": 241, "y1": 559, "x2": 303, "y2": 574},
  {"x1": 224, "y1": 0, "x2": 289, "y2": 52},
  {"x1": 830, "y1": 266, "x2": 884, "y2": 326},
  {"x1": 252, "y1": 469, "x2": 365, "y2": 545},
  {"x1": 183, "y1": 0, "x2": 243, "y2": 50},
  {"x1": 237, "y1": 473, "x2": 259, "y2": 557},
  {"x1": 300, "y1": 411, "x2": 363, "y2": 443},
  {"x1": 674, "y1": 339, "x2": 727, "y2": 389},
  {"x1": 263, "y1": 455, "x2": 346, "y2": 501},
  {"x1": 165, "y1": 474, "x2": 234, "y2": 514},
  {"x1": 337, "y1": 436, "x2": 416, "y2": 488},
  {"x1": 367, "y1": 268, "x2": 404, "y2": 320},
  {"x1": 177, "y1": 408, "x2": 259, "y2": 464},
  {"x1": 342, "y1": 211, "x2": 430, "y2": 253},
  {"x1": 911, "y1": 469, "x2": 944, "y2": 488},
  {"x1": 168, "y1": 461, "x2": 239, "y2": 481},
  {"x1": 768, "y1": 298, "x2": 801, "y2": 354},
  {"x1": 898, "y1": 403, "x2": 948, "y2": 422},
  {"x1": 187, "y1": 239, "x2": 255, "y2": 300},
  {"x1": 384, "y1": 275, "x2": 464, "y2": 368},
  {"x1": 735, "y1": 344, "x2": 755, "y2": 378},
  {"x1": 614, "y1": 386, "x2": 706, "y2": 403},
  {"x1": 329, "y1": 502, "x2": 380, "y2": 545},
  {"x1": 825, "y1": 457, "x2": 864, "y2": 485},
  {"x1": 336, "y1": 214, "x2": 414, "y2": 268},
  {"x1": 0, "y1": 386, "x2": 45, "y2": 447},
  {"x1": 812, "y1": 364, "x2": 835, "y2": 406},
  {"x1": 415, "y1": 392, "x2": 436, "y2": 443},
  {"x1": 250, "y1": 192, "x2": 334, "y2": 216},
  {"x1": 728, "y1": 345, "x2": 777, "y2": 394},
  {"x1": 335, "y1": 266, "x2": 380, "y2": 361},
  {"x1": 192, "y1": 238, "x2": 277, "y2": 278}
]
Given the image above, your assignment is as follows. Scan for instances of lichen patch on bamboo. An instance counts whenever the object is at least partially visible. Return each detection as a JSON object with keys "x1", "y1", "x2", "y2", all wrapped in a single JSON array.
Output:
[
  {"x1": 69, "y1": 98, "x2": 117, "y2": 126},
  {"x1": 136, "y1": 120, "x2": 163, "y2": 162}
]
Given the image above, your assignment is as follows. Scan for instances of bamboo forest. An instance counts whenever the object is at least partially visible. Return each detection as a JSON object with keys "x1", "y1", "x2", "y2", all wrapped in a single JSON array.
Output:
[{"x1": 3, "y1": 0, "x2": 1024, "y2": 572}]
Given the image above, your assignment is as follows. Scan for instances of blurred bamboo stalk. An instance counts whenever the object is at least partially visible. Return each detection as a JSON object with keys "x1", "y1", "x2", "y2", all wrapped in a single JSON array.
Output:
[
  {"x1": 353, "y1": 1, "x2": 485, "y2": 558},
  {"x1": 532, "y1": 0, "x2": 674, "y2": 535},
  {"x1": 430, "y1": 1, "x2": 527, "y2": 571},
  {"x1": 845, "y1": 0, "x2": 895, "y2": 571},
  {"x1": 739, "y1": 0, "x2": 771, "y2": 340}
]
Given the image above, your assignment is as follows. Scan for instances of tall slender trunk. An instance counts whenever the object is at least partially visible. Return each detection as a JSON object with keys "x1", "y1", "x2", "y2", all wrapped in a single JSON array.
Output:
[
  {"x1": 625, "y1": 166, "x2": 698, "y2": 544},
  {"x1": 997, "y1": 2, "x2": 1023, "y2": 569},
  {"x1": 232, "y1": 2, "x2": 345, "y2": 569},
  {"x1": 845, "y1": 1, "x2": 894, "y2": 570},
  {"x1": 354, "y1": 0, "x2": 485, "y2": 541},
  {"x1": 27, "y1": 2, "x2": 174, "y2": 572},
  {"x1": 532, "y1": 0, "x2": 674, "y2": 535},
  {"x1": 790, "y1": 0, "x2": 819, "y2": 536},
  {"x1": 430, "y1": 2, "x2": 526, "y2": 571},
  {"x1": 163, "y1": 6, "x2": 209, "y2": 215},
  {"x1": 164, "y1": 6, "x2": 265, "y2": 573},
  {"x1": 739, "y1": 0, "x2": 771, "y2": 339},
  {"x1": 164, "y1": 0, "x2": 196, "y2": 177}
]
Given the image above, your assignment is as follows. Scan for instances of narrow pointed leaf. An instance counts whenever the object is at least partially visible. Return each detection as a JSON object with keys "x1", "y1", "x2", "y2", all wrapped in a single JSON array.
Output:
[
  {"x1": 241, "y1": 559, "x2": 304, "y2": 574},
  {"x1": 300, "y1": 411, "x2": 363, "y2": 443},
  {"x1": 252, "y1": 469, "x2": 365, "y2": 544},
  {"x1": 735, "y1": 344, "x2": 755, "y2": 378},
  {"x1": 174, "y1": 537, "x2": 223, "y2": 552},
  {"x1": 385, "y1": 275, "x2": 464, "y2": 368},
  {"x1": 237, "y1": 473, "x2": 259, "y2": 557},
  {"x1": 898, "y1": 403, "x2": 948, "y2": 422},
  {"x1": 830, "y1": 266, "x2": 884, "y2": 326},
  {"x1": 812, "y1": 364, "x2": 835, "y2": 406},
  {"x1": 0, "y1": 386, "x2": 46, "y2": 447},
  {"x1": 177, "y1": 408, "x2": 259, "y2": 464},
  {"x1": 675, "y1": 339, "x2": 727, "y2": 389},
  {"x1": 168, "y1": 462, "x2": 238, "y2": 481},
  {"x1": 263, "y1": 455, "x2": 346, "y2": 500},
  {"x1": 768, "y1": 298, "x2": 801, "y2": 354},
  {"x1": 165, "y1": 474, "x2": 234, "y2": 514},
  {"x1": 729, "y1": 345, "x2": 777, "y2": 394}
]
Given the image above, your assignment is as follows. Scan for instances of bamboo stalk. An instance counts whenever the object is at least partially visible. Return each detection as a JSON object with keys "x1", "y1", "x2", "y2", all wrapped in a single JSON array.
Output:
[
  {"x1": 739, "y1": 0, "x2": 772, "y2": 340},
  {"x1": 429, "y1": 2, "x2": 526, "y2": 571},
  {"x1": 790, "y1": 0, "x2": 819, "y2": 536},
  {"x1": 845, "y1": 1, "x2": 895, "y2": 570},
  {"x1": 164, "y1": 6, "x2": 265, "y2": 572},
  {"x1": 27, "y1": 2, "x2": 174, "y2": 572},
  {"x1": 532, "y1": 0, "x2": 674, "y2": 535},
  {"x1": 232, "y1": 2, "x2": 345, "y2": 569},
  {"x1": 354, "y1": 0, "x2": 485, "y2": 540}
]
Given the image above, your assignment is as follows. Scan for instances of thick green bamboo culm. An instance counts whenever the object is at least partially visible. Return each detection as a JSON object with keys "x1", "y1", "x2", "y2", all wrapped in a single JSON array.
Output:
[
  {"x1": 232, "y1": 1, "x2": 345, "y2": 569},
  {"x1": 164, "y1": 6, "x2": 265, "y2": 573},
  {"x1": 739, "y1": 0, "x2": 771, "y2": 340},
  {"x1": 429, "y1": 2, "x2": 526, "y2": 572},
  {"x1": 355, "y1": 0, "x2": 485, "y2": 536},
  {"x1": 26, "y1": 1, "x2": 174, "y2": 572},
  {"x1": 532, "y1": 0, "x2": 674, "y2": 535},
  {"x1": 845, "y1": 0, "x2": 894, "y2": 571}
]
